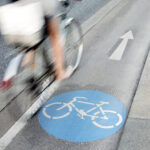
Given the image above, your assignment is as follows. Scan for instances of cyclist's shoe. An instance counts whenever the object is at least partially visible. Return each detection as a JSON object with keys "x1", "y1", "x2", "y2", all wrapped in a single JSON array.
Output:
[
  {"x1": 56, "y1": 65, "x2": 74, "y2": 81},
  {"x1": 0, "y1": 78, "x2": 12, "y2": 92}
]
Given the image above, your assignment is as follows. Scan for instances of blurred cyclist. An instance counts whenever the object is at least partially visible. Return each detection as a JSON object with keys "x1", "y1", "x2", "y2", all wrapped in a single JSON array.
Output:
[{"x1": 8, "y1": 0, "x2": 70, "y2": 81}]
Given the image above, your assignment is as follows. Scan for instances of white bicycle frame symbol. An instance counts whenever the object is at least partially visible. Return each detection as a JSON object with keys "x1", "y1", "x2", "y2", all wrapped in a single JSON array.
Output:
[{"x1": 42, "y1": 97, "x2": 123, "y2": 129}]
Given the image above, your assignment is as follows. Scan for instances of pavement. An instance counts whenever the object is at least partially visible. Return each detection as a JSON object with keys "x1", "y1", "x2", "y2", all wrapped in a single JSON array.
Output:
[
  {"x1": 118, "y1": 45, "x2": 150, "y2": 150},
  {"x1": 0, "y1": 0, "x2": 150, "y2": 149}
]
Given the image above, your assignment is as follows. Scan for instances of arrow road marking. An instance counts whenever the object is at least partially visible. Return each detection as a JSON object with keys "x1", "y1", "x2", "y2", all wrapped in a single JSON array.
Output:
[{"x1": 109, "y1": 30, "x2": 134, "y2": 60}]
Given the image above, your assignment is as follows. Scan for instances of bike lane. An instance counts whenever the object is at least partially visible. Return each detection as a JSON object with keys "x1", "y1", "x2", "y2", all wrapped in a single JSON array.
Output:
[
  {"x1": 2, "y1": 0, "x2": 150, "y2": 149},
  {"x1": 0, "y1": 0, "x2": 113, "y2": 140}
]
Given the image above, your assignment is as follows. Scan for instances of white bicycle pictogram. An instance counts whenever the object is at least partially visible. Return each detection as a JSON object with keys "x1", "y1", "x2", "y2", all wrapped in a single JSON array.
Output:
[{"x1": 42, "y1": 97, "x2": 123, "y2": 129}]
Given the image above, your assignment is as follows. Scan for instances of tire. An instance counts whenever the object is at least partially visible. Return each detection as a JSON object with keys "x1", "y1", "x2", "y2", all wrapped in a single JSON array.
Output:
[
  {"x1": 63, "y1": 19, "x2": 83, "y2": 73},
  {"x1": 92, "y1": 110, "x2": 123, "y2": 129},
  {"x1": 42, "y1": 102, "x2": 72, "y2": 119}
]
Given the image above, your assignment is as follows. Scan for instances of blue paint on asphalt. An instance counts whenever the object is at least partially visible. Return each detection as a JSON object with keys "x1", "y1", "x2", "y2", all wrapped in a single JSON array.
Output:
[{"x1": 38, "y1": 90, "x2": 126, "y2": 142}]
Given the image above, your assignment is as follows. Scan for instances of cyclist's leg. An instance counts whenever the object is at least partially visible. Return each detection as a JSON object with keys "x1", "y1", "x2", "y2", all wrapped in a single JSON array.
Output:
[
  {"x1": 48, "y1": 19, "x2": 67, "y2": 80},
  {"x1": 21, "y1": 50, "x2": 37, "y2": 70}
]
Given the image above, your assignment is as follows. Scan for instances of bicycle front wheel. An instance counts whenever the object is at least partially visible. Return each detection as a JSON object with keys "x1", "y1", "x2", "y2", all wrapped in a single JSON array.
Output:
[{"x1": 64, "y1": 19, "x2": 83, "y2": 73}]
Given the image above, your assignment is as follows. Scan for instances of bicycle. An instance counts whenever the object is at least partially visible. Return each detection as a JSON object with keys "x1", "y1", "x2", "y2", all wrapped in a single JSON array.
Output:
[
  {"x1": 42, "y1": 97, "x2": 123, "y2": 129},
  {"x1": 1, "y1": 0, "x2": 83, "y2": 97}
]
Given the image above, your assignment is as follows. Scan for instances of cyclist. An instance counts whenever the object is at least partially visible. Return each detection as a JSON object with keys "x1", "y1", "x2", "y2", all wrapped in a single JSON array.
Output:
[
  {"x1": 0, "y1": 0, "x2": 81, "y2": 91},
  {"x1": 5, "y1": 0, "x2": 77, "y2": 81}
]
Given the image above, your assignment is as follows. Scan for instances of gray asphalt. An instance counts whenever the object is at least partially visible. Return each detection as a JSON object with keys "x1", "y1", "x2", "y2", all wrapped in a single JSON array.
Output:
[
  {"x1": 0, "y1": 0, "x2": 111, "y2": 81},
  {"x1": 0, "y1": 0, "x2": 150, "y2": 149},
  {"x1": 118, "y1": 37, "x2": 150, "y2": 150}
]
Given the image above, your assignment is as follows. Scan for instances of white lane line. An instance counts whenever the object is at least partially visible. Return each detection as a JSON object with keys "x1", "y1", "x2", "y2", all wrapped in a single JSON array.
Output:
[
  {"x1": 0, "y1": 81, "x2": 60, "y2": 150},
  {"x1": 109, "y1": 30, "x2": 134, "y2": 60}
]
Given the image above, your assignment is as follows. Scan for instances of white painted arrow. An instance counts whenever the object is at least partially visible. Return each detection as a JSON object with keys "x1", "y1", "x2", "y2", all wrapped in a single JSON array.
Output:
[{"x1": 109, "y1": 30, "x2": 134, "y2": 60}]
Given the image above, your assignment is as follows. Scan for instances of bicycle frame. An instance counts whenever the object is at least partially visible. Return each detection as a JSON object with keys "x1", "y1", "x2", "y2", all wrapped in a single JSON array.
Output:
[{"x1": 58, "y1": 97, "x2": 110, "y2": 120}]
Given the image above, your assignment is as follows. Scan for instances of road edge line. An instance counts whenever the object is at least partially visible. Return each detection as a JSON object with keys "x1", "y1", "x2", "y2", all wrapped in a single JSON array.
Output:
[{"x1": 82, "y1": 0, "x2": 125, "y2": 35}]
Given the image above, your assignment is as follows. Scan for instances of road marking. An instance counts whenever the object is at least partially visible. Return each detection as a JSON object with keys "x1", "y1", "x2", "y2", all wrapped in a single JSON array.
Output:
[
  {"x1": 38, "y1": 90, "x2": 126, "y2": 142},
  {"x1": 109, "y1": 30, "x2": 134, "y2": 60},
  {"x1": 0, "y1": 81, "x2": 60, "y2": 150}
]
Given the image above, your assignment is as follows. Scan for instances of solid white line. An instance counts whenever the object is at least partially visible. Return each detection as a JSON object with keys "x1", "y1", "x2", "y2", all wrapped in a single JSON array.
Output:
[
  {"x1": 0, "y1": 81, "x2": 60, "y2": 150},
  {"x1": 81, "y1": 0, "x2": 126, "y2": 34}
]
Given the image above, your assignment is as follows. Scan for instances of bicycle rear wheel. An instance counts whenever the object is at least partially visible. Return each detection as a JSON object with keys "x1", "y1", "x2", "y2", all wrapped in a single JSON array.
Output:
[{"x1": 63, "y1": 18, "x2": 83, "y2": 74}]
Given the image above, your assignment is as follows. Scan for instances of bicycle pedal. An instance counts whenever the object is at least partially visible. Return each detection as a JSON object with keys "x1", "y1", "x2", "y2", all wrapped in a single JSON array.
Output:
[{"x1": 46, "y1": 64, "x2": 54, "y2": 71}]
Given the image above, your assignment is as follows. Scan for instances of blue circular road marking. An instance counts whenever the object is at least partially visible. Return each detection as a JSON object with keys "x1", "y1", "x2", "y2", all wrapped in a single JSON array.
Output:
[{"x1": 38, "y1": 90, "x2": 126, "y2": 142}]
